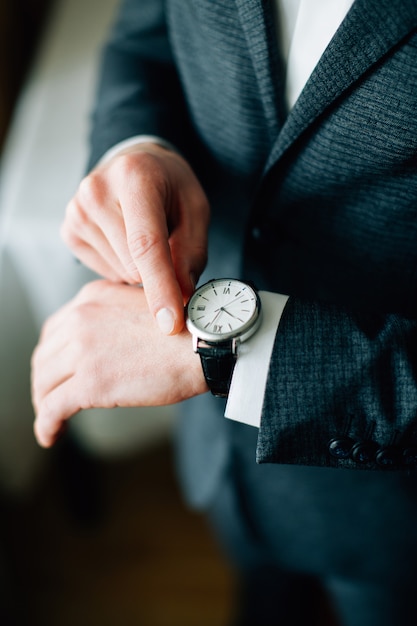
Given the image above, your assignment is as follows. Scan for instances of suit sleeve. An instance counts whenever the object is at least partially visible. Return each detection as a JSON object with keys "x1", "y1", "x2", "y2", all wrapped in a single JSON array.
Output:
[
  {"x1": 87, "y1": 0, "x2": 196, "y2": 170},
  {"x1": 256, "y1": 297, "x2": 417, "y2": 469},
  {"x1": 251, "y1": 31, "x2": 417, "y2": 469},
  {"x1": 253, "y1": 139, "x2": 417, "y2": 470}
]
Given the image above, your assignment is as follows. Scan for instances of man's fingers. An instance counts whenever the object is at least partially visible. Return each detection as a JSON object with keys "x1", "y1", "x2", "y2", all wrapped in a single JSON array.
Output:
[
  {"x1": 129, "y1": 227, "x2": 185, "y2": 334},
  {"x1": 63, "y1": 193, "x2": 140, "y2": 284},
  {"x1": 31, "y1": 342, "x2": 73, "y2": 412},
  {"x1": 120, "y1": 169, "x2": 185, "y2": 334},
  {"x1": 119, "y1": 151, "x2": 209, "y2": 327},
  {"x1": 63, "y1": 235, "x2": 134, "y2": 284},
  {"x1": 169, "y1": 214, "x2": 209, "y2": 303},
  {"x1": 61, "y1": 148, "x2": 210, "y2": 333},
  {"x1": 169, "y1": 168, "x2": 210, "y2": 302},
  {"x1": 33, "y1": 379, "x2": 79, "y2": 448}
]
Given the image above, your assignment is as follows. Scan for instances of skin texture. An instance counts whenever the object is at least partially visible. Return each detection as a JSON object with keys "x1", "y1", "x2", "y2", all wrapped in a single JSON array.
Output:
[
  {"x1": 32, "y1": 143, "x2": 211, "y2": 447},
  {"x1": 31, "y1": 280, "x2": 208, "y2": 448},
  {"x1": 61, "y1": 143, "x2": 210, "y2": 335}
]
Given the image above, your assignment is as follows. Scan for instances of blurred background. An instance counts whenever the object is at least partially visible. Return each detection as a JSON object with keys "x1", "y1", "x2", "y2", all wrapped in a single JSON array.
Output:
[{"x1": 0, "y1": 0, "x2": 234, "y2": 623}]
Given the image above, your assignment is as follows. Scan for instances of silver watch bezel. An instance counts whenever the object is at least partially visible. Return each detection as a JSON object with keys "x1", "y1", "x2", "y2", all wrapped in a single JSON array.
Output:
[{"x1": 186, "y1": 278, "x2": 262, "y2": 348}]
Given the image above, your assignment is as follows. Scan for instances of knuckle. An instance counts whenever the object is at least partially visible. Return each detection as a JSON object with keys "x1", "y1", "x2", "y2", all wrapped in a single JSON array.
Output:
[
  {"x1": 76, "y1": 283, "x2": 96, "y2": 302},
  {"x1": 65, "y1": 196, "x2": 83, "y2": 221},
  {"x1": 116, "y1": 152, "x2": 167, "y2": 195},
  {"x1": 67, "y1": 302, "x2": 97, "y2": 336},
  {"x1": 64, "y1": 198, "x2": 85, "y2": 227},
  {"x1": 61, "y1": 204, "x2": 84, "y2": 247},
  {"x1": 115, "y1": 153, "x2": 143, "y2": 178},
  {"x1": 128, "y1": 230, "x2": 164, "y2": 262},
  {"x1": 77, "y1": 172, "x2": 105, "y2": 206},
  {"x1": 76, "y1": 280, "x2": 107, "y2": 301},
  {"x1": 117, "y1": 151, "x2": 157, "y2": 176}
]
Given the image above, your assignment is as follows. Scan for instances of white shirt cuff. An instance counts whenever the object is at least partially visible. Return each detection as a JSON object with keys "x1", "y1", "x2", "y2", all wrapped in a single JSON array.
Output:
[
  {"x1": 97, "y1": 135, "x2": 179, "y2": 165},
  {"x1": 225, "y1": 291, "x2": 289, "y2": 428}
]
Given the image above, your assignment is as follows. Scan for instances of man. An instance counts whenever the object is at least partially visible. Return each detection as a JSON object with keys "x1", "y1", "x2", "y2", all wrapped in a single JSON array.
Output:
[{"x1": 31, "y1": 0, "x2": 417, "y2": 624}]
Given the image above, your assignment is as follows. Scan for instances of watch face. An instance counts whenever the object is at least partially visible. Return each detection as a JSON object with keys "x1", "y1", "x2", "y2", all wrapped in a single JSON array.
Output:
[{"x1": 186, "y1": 278, "x2": 261, "y2": 343}]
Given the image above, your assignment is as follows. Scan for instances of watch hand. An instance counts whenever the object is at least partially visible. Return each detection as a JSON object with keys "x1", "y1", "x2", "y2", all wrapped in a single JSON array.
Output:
[
  {"x1": 221, "y1": 308, "x2": 244, "y2": 323},
  {"x1": 208, "y1": 309, "x2": 223, "y2": 327},
  {"x1": 214, "y1": 293, "x2": 248, "y2": 312}
]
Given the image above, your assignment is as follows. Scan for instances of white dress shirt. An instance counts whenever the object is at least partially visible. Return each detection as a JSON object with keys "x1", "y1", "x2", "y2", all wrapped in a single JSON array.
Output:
[{"x1": 100, "y1": 0, "x2": 355, "y2": 427}]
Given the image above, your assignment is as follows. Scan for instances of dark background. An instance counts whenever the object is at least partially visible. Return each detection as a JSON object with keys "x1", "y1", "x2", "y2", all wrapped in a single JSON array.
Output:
[
  {"x1": 0, "y1": 0, "x2": 52, "y2": 150},
  {"x1": 0, "y1": 3, "x2": 234, "y2": 624}
]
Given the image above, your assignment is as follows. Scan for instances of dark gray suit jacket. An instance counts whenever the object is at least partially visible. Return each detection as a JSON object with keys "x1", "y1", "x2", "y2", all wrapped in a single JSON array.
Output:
[{"x1": 88, "y1": 0, "x2": 417, "y2": 492}]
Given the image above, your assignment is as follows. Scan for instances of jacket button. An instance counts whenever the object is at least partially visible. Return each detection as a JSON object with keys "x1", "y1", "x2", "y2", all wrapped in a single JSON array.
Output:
[
  {"x1": 328, "y1": 437, "x2": 355, "y2": 459},
  {"x1": 350, "y1": 441, "x2": 378, "y2": 464},
  {"x1": 375, "y1": 446, "x2": 402, "y2": 468}
]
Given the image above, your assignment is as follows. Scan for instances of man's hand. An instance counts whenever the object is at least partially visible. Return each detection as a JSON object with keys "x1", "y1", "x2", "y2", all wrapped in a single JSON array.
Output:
[
  {"x1": 31, "y1": 280, "x2": 208, "y2": 448},
  {"x1": 61, "y1": 143, "x2": 210, "y2": 335}
]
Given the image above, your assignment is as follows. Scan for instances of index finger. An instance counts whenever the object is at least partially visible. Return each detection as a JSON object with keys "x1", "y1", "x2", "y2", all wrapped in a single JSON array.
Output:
[{"x1": 120, "y1": 173, "x2": 185, "y2": 335}]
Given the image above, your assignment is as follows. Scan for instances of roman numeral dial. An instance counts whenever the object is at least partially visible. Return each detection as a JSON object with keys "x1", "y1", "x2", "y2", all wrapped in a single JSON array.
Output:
[{"x1": 187, "y1": 279, "x2": 259, "y2": 338}]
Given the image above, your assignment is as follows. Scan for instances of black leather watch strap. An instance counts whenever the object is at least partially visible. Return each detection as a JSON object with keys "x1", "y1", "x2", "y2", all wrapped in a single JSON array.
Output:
[{"x1": 197, "y1": 340, "x2": 237, "y2": 398}]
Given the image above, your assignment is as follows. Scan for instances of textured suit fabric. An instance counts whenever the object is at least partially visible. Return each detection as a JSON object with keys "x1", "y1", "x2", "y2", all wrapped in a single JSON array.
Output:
[
  {"x1": 87, "y1": 1, "x2": 417, "y2": 621},
  {"x1": 251, "y1": 0, "x2": 417, "y2": 467},
  {"x1": 258, "y1": 299, "x2": 417, "y2": 466},
  {"x1": 89, "y1": 0, "x2": 417, "y2": 472}
]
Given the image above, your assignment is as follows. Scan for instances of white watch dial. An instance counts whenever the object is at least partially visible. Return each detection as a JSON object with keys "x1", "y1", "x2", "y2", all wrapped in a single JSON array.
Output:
[{"x1": 187, "y1": 279, "x2": 259, "y2": 338}]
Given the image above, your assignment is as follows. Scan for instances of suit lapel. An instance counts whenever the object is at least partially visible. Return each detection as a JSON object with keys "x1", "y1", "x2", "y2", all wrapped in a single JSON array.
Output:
[
  {"x1": 264, "y1": 0, "x2": 417, "y2": 172},
  {"x1": 234, "y1": 0, "x2": 287, "y2": 139}
]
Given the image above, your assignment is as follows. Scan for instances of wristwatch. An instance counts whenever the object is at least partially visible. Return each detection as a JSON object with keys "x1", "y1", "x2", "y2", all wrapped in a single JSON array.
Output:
[{"x1": 186, "y1": 278, "x2": 262, "y2": 397}]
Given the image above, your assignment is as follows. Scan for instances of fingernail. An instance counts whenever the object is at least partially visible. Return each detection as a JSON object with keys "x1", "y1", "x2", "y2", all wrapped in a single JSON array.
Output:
[{"x1": 156, "y1": 308, "x2": 175, "y2": 334}]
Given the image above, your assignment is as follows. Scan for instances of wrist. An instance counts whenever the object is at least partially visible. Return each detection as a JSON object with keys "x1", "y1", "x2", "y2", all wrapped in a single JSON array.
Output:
[
  {"x1": 186, "y1": 278, "x2": 262, "y2": 397},
  {"x1": 97, "y1": 135, "x2": 179, "y2": 167},
  {"x1": 168, "y1": 327, "x2": 209, "y2": 401}
]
